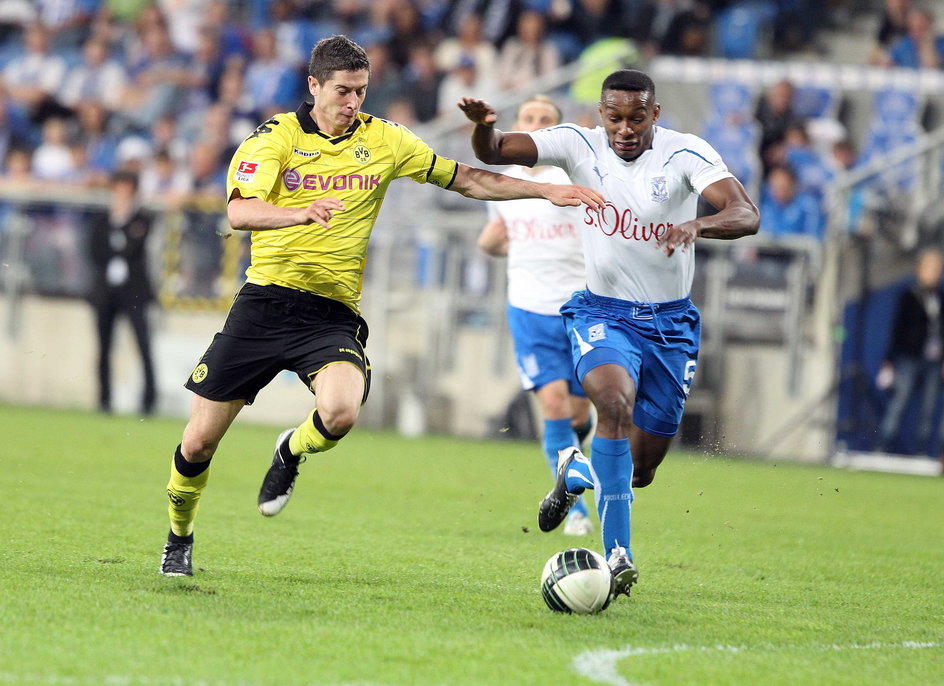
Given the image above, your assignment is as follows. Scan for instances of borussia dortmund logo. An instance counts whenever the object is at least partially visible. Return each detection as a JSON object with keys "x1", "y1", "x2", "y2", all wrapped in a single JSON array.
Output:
[
  {"x1": 191, "y1": 363, "x2": 208, "y2": 383},
  {"x1": 353, "y1": 144, "x2": 371, "y2": 163}
]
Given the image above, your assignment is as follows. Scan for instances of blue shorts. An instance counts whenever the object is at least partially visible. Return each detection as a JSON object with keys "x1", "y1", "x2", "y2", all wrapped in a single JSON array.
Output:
[
  {"x1": 560, "y1": 289, "x2": 700, "y2": 437},
  {"x1": 507, "y1": 305, "x2": 585, "y2": 397}
]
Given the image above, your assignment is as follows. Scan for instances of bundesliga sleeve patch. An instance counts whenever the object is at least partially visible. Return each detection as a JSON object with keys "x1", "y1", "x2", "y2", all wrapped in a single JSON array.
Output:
[{"x1": 234, "y1": 160, "x2": 259, "y2": 183}]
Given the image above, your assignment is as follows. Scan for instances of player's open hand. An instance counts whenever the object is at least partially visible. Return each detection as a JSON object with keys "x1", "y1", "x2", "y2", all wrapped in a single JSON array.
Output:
[
  {"x1": 303, "y1": 198, "x2": 346, "y2": 229},
  {"x1": 544, "y1": 184, "x2": 605, "y2": 211},
  {"x1": 657, "y1": 221, "x2": 699, "y2": 256},
  {"x1": 458, "y1": 98, "x2": 498, "y2": 127}
]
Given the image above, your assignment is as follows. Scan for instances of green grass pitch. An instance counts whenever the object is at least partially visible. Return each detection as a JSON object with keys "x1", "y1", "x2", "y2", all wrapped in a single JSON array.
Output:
[{"x1": 0, "y1": 404, "x2": 941, "y2": 686}]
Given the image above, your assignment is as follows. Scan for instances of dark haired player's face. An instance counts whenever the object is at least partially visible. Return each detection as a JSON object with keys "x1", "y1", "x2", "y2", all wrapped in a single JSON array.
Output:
[
  {"x1": 308, "y1": 69, "x2": 369, "y2": 136},
  {"x1": 598, "y1": 89, "x2": 660, "y2": 162}
]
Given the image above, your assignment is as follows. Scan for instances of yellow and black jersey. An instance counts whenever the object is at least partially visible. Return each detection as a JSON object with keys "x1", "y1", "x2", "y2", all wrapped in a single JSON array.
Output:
[{"x1": 226, "y1": 102, "x2": 459, "y2": 311}]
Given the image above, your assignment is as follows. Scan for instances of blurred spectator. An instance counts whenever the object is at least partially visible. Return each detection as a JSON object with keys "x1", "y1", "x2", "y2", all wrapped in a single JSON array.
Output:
[
  {"x1": 651, "y1": 0, "x2": 712, "y2": 58},
  {"x1": 60, "y1": 35, "x2": 129, "y2": 112},
  {"x1": 148, "y1": 114, "x2": 188, "y2": 163},
  {"x1": 870, "y1": 0, "x2": 913, "y2": 66},
  {"x1": 434, "y1": 11, "x2": 497, "y2": 75},
  {"x1": 86, "y1": 169, "x2": 157, "y2": 415},
  {"x1": 828, "y1": 138, "x2": 868, "y2": 234},
  {"x1": 244, "y1": 28, "x2": 299, "y2": 117},
  {"x1": 496, "y1": 10, "x2": 560, "y2": 92},
  {"x1": 177, "y1": 141, "x2": 226, "y2": 297},
  {"x1": 0, "y1": 89, "x2": 31, "y2": 164},
  {"x1": 438, "y1": 54, "x2": 496, "y2": 118},
  {"x1": 0, "y1": 145, "x2": 39, "y2": 189},
  {"x1": 139, "y1": 147, "x2": 191, "y2": 207},
  {"x1": 157, "y1": 0, "x2": 209, "y2": 54},
  {"x1": 772, "y1": 0, "x2": 825, "y2": 54},
  {"x1": 74, "y1": 100, "x2": 121, "y2": 186},
  {"x1": 185, "y1": 26, "x2": 232, "y2": 109},
  {"x1": 348, "y1": 0, "x2": 396, "y2": 48},
  {"x1": 2, "y1": 23, "x2": 70, "y2": 125},
  {"x1": 402, "y1": 41, "x2": 442, "y2": 123},
  {"x1": 113, "y1": 133, "x2": 153, "y2": 173},
  {"x1": 876, "y1": 248, "x2": 944, "y2": 456},
  {"x1": 755, "y1": 79, "x2": 805, "y2": 177},
  {"x1": 202, "y1": 0, "x2": 254, "y2": 63},
  {"x1": 386, "y1": 0, "x2": 429, "y2": 68},
  {"x1": 215, "y1": 65, "x2": 265, "y2": 135},
  {"x1": 271, "y1": 0, "x2": 327, "y2": 69},
  {"x1": 0, "y1": 2, "x2": 37, "y2": 39},
  {"x1": 780, "y1": 123, "x2": 835, "y2": 206},
  {"x1": 32, "y1": 116, "x2": 77, "y2": 183},
  {"x1": 443, "y1": 0, "x2": 516, "y2": 45},
  {"x1": 555, "y1": 0, "x2": 631, "y2": 52},
  {"x1": 120, "y1": 20, "x2": 194, "y2": 130},
  {"x1": 759, "y1": 165, "x2": 825, "y2": 242},
  {"x1": 363, "y1": 41, "x2": 405, "y2": 118},
  {"x1": 35, "y1": 0, "x2": 99, "y2": 50},
  {"x1": 885, "y1": 7, "x2": 944, "y2": 69}
]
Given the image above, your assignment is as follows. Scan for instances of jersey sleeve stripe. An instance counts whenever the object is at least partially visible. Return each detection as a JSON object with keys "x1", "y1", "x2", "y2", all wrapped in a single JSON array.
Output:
[
  {"x1": 550, "y1": 125, "x2": 597, "y2": 157},
  {"x1": 425, "y1": 154, "x2": 438, "y2": 181},
  {"x1": 662, "y1": 148, "x2": 714, "y2": 168},
  {"x1": 444, "y1": 160, "x2": 459, "y2": 189}
]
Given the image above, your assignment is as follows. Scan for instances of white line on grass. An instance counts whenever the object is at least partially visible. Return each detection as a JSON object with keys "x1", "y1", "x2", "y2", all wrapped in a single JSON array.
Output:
[{"x1": 572, "y1": 641, "x2": 944, "y2": 686}]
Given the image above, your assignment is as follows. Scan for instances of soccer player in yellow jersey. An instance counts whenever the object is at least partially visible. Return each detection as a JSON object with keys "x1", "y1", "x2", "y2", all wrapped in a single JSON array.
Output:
[{"x1": 160, "y1": 35, "x2": 605, "y2": 576}]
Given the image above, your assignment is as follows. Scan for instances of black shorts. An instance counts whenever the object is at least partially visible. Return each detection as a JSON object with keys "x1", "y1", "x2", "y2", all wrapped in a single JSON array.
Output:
[{"x1": 185, "y1": 283, "x2": 371, "y2": 404}]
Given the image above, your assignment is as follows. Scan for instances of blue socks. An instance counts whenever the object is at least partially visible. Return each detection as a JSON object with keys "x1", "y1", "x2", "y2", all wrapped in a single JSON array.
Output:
[
  {"x1": 543, "y1": 418, "x2": 589, "y2": 517},
  {"x1": 589, "y1": 435, "x2": 633, "y2": 559}
]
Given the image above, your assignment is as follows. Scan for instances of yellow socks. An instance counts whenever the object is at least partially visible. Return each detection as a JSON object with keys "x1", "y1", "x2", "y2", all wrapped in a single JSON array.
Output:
[
  {"x1": 166, "y1": 446, "x2": 210, "y2": 538},
  {"x1": 288, "y1": 409, "x2": 346, "y2": 455}
]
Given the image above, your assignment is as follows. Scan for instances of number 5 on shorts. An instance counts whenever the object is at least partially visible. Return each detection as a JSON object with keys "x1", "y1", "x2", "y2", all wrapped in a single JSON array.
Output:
[{"x1": 682, "y1": 360, "x2": 697, "y2": 396}]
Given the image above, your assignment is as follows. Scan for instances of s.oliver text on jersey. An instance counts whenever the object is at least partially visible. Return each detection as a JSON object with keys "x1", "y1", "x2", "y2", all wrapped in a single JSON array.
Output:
[{"x1": 584, "y1": 203, "x2": 673, "y2": 242}]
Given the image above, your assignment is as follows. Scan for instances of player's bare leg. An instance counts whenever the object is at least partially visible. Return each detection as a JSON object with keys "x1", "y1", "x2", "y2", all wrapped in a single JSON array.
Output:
[
  {"x1": 629, "y1": 427, "x2": 673, "y2": 488},
  {"x1": 258, "y1": 362, "x2": 365, "y2": 516}
]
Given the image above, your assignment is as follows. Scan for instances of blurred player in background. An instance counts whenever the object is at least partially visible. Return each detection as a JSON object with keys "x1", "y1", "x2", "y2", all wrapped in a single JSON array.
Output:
[
  {"x1": 159, "y1": 35, "x2": 605, "y2": 576},
  {"x1": 460, "y1": 69, "x2": 759, "y2": 599},
  {"x1": 477, "y1": 95, "x2": 594, "y2": 537}
]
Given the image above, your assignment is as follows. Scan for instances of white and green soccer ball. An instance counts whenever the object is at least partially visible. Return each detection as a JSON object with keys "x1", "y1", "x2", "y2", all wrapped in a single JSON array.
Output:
[{"x1": 541, "y1": 547, "x2": 614, "y2": 614}]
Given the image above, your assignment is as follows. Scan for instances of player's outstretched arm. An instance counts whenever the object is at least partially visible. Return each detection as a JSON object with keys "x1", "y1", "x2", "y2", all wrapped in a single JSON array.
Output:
[
  {"x1": 656, "y1": 177, "x2": 759, "y2": 256},
  {"x1": 228, "y1": 191, "x2": 345, "y2": 231},
  {"x1": 451, "y1": 164, "x2": 604, "y2": 210},
  {"x1": 458, "y1": 97, "x2": 540, "y2": 167}
]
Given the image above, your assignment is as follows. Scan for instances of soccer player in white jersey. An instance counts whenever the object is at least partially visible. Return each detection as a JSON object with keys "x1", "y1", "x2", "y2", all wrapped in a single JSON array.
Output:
[
  {"x1": 477, "y1": 95, "x2": 594, "y2": 537},
  {"x1": 459, "y1": 69, "x2": 759, "y2": 598}
]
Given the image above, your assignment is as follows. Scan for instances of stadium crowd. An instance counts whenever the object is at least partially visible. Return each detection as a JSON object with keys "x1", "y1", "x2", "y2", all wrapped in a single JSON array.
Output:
[
  {"x1": 0, "y1": 0, "x2": 939, "y2": 298},
  {"x1": 0, "y1": 1, "x2": 879, "y2": 196}
]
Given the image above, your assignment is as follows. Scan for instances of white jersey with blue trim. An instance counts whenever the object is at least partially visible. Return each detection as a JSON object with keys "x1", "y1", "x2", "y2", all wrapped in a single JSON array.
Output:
[
  {"x1": 530, "y1": 124, "x2": 733, "y2": 303},
  {"x1": 488, "y1": 165, "x2": 585, "y2": 315}
]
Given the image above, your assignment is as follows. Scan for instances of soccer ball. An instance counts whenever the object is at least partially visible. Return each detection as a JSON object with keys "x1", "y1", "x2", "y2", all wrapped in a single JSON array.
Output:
[{"x1": 541, "y1": 548, "x2": 614, "y2": 614}]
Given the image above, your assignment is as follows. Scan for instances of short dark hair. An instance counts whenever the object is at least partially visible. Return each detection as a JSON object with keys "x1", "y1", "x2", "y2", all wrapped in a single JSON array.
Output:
[
  {"x1": 601, "y1": 70, "x2": 655, "y2": 98},
  {"x1": 308, "y1": 35, "x2": 371, "y2": 85},
  {"x1": 112, "y1": 169, "x2": 139, "y2": 190}
]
